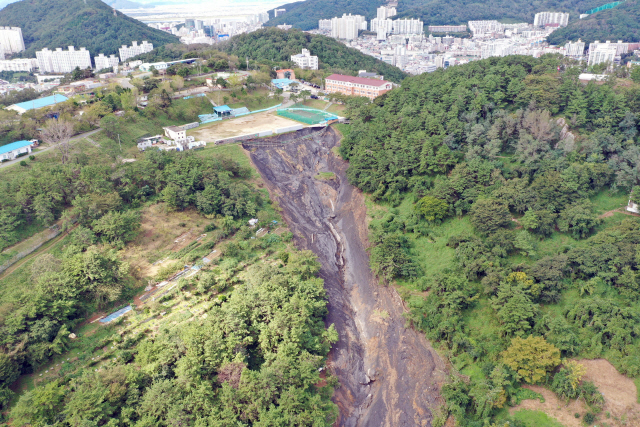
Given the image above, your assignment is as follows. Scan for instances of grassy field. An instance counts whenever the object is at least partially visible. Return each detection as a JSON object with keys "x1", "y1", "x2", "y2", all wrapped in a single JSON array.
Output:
[
  {"x1": 208, "y1": 88, "x2": 282, "y2": 111},
  {"x1": 511, "y1": 409, "x2": 565, "y2": 427}
]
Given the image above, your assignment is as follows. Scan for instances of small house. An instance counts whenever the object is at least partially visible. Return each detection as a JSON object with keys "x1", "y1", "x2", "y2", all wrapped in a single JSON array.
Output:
[
  {"x1": 213, "y1": 105, "x2": 232, "y2": 117},
  {"x1": 163, "y1": 126, "x2": 186, "y2": 141},
  {"x1": 0, "y1": 140, "x2": 34, "y2": 161}
]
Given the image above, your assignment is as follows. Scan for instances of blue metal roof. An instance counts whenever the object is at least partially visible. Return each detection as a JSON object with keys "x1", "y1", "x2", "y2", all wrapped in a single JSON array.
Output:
[
  {"x1": 271, "y1": 78, "x2": 297, "y2": 89},
  {"x1": 214, "y1": 105, "x2": 232, "y2": 113},
  {"x1": 0, "y1": 140, "x2": 32, "y2": 155},
  {"x1": 12, "y1": 94, "x2": 69, "y2": 111}
]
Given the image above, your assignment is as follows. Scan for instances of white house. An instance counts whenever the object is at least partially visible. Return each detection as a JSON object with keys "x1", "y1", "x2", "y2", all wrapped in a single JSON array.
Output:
[
  {"x1": 0, "y1": 140, "x2": 34, "y2": 161},
  {"x1": 163, "y1": 126, "x2": 186, "y2": 141},
  {"x1": 627, "y1": 199, "x2": 640, "y2": 214},
  {"x1": 137, "y1": 135, "x2": 162, "y2": 151}
]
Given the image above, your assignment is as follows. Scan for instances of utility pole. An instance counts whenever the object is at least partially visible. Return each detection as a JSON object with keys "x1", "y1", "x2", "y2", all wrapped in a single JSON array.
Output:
[{"x1": 117, "y1": 134, "x2": 122, "y2": 151}]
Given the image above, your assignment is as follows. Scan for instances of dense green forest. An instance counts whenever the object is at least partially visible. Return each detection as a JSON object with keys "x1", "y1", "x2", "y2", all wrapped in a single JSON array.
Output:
[
  {"x1": 0, "y1": 76, "x2": 338, "y2": 424},
  {"x1": 266, "y1": 0, "x2": 606, "y2": 30},
  {"x1": 548, "y1": 0, "x2": 640, "y2": 45},
  {"x1": 339, "y1": 55, "x2": 640, "y2": 425},
  {"x1": 0, "y1": 149, "x2": 338, "y2": 425},
  {"x1": 220, "y1": 28, "x2": 407, "y2": 83},
  {"x1": 0, "y1": 0, "x2": 177, "y2": 57},
  {"x1": 135, "y1": 29, "x2": 407, "y2": 83}
]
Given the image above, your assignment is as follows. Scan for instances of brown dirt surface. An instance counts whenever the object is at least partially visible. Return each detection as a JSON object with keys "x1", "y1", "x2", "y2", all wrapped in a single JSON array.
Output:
[
  {"x1": 190, "y1": 110, "x2": 305, "y2": 141},
  {"x1": 509, "y1": 359, "x2": 640, "y2": 427},
  {"x1": 244, "y1": 128, "x2": 446, "y2": 427},
  {"x1": 120, "y1": 203, "x2": 207, "y2": 279}
]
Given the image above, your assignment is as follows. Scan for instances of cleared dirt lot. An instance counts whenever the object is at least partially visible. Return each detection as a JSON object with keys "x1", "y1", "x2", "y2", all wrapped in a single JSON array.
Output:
[{"x1": 189, "y1": 110, "x2": 304, "y2": 141}]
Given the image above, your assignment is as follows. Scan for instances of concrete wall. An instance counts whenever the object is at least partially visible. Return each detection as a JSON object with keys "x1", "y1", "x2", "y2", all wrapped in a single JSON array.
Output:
[{"x1": 275, "y1": 124, "x2": 304, "y2": 134}]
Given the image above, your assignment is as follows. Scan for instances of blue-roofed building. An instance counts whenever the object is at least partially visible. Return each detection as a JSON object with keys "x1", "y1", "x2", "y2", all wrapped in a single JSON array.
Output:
[
  {"x1": 213, "y1": 105, "x2": 232, "y2": 117},
  {"x1": 6, "y1": 94, "x2": 69, "y2": 115},
  {"x1": 271, "y1": 78, "x2": 297, "y2": 90},
  {"x1": 0, "y1": 140, "x2": 34, "y2": 162}
]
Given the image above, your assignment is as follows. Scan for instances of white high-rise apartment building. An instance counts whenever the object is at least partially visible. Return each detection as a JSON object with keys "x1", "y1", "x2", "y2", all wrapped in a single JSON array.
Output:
[
  {"x1": 0, "y1": 58, "x2": 38, "y2": 72},
  {"x1": 377, "y1": 6, "x2": 397, "y2": 20},
  {"x1": 481, "y1": 40, "x2": 515, "y2": 59},
  {"x1": 588, "y1": 43, "x2": 618, "y2": 65},
  {"x1": 0, "y1": 27, "x2": 25, "y2": 54},
  {"x1": 36, "y1": 46, "x2": 92, "y2": 73},
  {"x1": 258, "y1": 12, "x2": 270, "y2": 23},
  {"x1": 291, "y1": 48, "x2": 318, "y2": 70},
  {"x1": 429, "y1": 25, "x2": 467, "y2": 33},
  {"x1": 370, "y1": 18, "x2": 393, "y2": 40},
  {"x1": 589, "y1": 40, "x2": 629, "y2": 56},
  {"x1": 534, "y1": 12, "x2": 570, "y2": 27},
  {"x1": 331, "y1": 14, "x2": 367, "y2": 40},
  {"x1": 468, "y1": 20, "x2": 504, "y2": 36},
  {"x1": 94, "y1": 53, "x2": 120, "y2": 70},
  {"x1": 274, "y1": 8, "x2": 286, "y2": 17},
  {"x1": 565, "y1": 39, "x2": 585, "y2": 57},
  {"x1": 118, "y1": 41, "x2": 153, "y2": 62},
  {"x1": 392, "y1": 18, "x2": 424, "y2": 35},
  {"x1": 319, "y1": 19, "x2": 332, "y2": 30}
]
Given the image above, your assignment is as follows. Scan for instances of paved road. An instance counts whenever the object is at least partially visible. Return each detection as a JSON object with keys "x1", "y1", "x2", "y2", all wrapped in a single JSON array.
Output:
[{"x1": 0, "y1": 128, "x2": 102, "y2": 169}]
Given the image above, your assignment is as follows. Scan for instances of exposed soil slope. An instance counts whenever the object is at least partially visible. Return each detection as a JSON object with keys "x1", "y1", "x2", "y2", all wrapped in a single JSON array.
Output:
[{"x1": 243, "y1": 128, "x2": 446, "y2": 426}]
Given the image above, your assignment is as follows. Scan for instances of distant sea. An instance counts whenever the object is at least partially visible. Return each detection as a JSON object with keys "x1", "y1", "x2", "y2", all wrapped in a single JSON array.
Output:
[{"x1": 122, "y1": 0, "x2": 303, "y2": 22}]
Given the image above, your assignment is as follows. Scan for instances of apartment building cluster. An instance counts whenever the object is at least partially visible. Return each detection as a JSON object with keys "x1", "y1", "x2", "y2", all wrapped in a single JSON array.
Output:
[
  {"x1": 118, "y1": 41, "x2": 153, "y2": 62},
  {"x1": 148, "y1": 14, "x2": 268, "y2": 44},
  {"x1": 322, "y1": 7, "x2": 424, "y2": 41}
]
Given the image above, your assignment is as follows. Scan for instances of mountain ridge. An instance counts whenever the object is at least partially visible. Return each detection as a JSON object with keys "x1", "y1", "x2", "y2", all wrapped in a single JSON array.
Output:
[
  {"x1": 547, "y1": 0, "x2": 640, "y2": 46},
  {"x1": 266, "y1": 0, "x2": 610, "y2": 31}
]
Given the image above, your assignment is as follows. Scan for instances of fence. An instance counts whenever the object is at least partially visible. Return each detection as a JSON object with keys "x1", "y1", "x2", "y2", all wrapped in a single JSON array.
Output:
[
  {"x1": 183, "y1": 93, "x2": 206, "y2": 100},
  {"x1": 0, "y1": 227, "x2": 61, "y2": 275},
  {"x1": 198, "y1": 103, "x2": 283, "y2": 125},
  {"x1": 276, "y1": 107, "x2": 338, "y2": 125}
]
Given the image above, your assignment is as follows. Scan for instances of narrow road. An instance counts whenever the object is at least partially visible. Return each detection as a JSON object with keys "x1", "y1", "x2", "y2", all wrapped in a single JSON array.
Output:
[{"x1": 0, "y1": 128, "x2": 101, "y2": 169}]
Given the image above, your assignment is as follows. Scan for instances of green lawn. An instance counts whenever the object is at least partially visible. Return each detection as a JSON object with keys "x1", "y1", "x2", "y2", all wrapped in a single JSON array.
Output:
[
  {"x1": 326, "y1": 103, "x2": 346, "y2": 115},
  {"x1": 590, "y1": 188, "x2": 628, "y2": 214},
  {"x1": 512, "y1": 409, "x2": 565, "y2": 427}
]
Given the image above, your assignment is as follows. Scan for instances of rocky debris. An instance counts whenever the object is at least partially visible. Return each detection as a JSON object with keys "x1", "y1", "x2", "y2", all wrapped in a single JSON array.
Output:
[{"x1": 245, "y1": 128, "x2": 446, "y2": 426}]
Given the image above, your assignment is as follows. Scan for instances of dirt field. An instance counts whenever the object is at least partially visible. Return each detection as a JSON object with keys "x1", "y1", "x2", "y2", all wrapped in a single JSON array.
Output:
[
  {"x1": 509, "y1": 359, "x2": 640, "y2": 427},
  {"x1": 190, "y1": 110, "x2": 304, "y2": 141},
  {"x1": 120, "y1": 203, "x2": 208, "y2": 280}
]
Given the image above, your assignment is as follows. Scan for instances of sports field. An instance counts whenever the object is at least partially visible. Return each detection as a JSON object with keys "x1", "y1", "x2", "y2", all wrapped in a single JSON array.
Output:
[{"x1": 189, "y1": 110, "x2": 303, "y2": 141}]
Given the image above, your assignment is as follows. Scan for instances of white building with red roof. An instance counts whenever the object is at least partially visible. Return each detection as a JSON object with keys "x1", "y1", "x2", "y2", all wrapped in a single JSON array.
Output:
[{"x1": 324, "y1": 74, "x2": 392, "y2": 100}]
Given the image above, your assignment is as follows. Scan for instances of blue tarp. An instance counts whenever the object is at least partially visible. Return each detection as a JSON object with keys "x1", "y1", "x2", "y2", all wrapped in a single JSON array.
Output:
[{"x1": 99, "y1": 305, "x2": 132, "y2": 323}]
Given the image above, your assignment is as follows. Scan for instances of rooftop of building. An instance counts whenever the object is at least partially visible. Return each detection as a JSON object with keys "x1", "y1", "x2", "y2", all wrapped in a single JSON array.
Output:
[
  {"x1": 213, "y1": 105, "x2": 232, "y2": 113},
  {"x1": 325, "y1": 74, "x2": 390, "y2": 86},
  {"x1": 10, "y1": 94, "x2": 68, "y2": 111},
  {"x1": 0, "y1": 140, "x2": 32, "y2": 155}
]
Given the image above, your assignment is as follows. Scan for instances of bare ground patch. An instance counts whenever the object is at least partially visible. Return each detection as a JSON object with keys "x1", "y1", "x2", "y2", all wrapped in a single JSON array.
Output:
[
  {"x1": 509, "y1": 359, "x2": 640, "y2": 427},
  {"x1": 121, "y1": 203, "x2": 208, "y2": 279},
  {"x1": 190, "y1": 110, "x2": 305, "y2": 141}
]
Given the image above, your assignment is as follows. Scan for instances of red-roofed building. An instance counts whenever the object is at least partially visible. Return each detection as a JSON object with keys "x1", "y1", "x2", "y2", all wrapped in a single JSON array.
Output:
[
  {"x1": 324, "y1": 74, "x2": 392, "y2": 100},
  {"x1": 276, "y1": 69, "x2": 296, "y2": 80}
]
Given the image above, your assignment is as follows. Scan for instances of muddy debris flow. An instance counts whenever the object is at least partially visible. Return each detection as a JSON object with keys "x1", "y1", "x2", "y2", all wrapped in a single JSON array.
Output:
[{"x1": 243, "y1": 128, "x2": 446, "y2": 427}]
